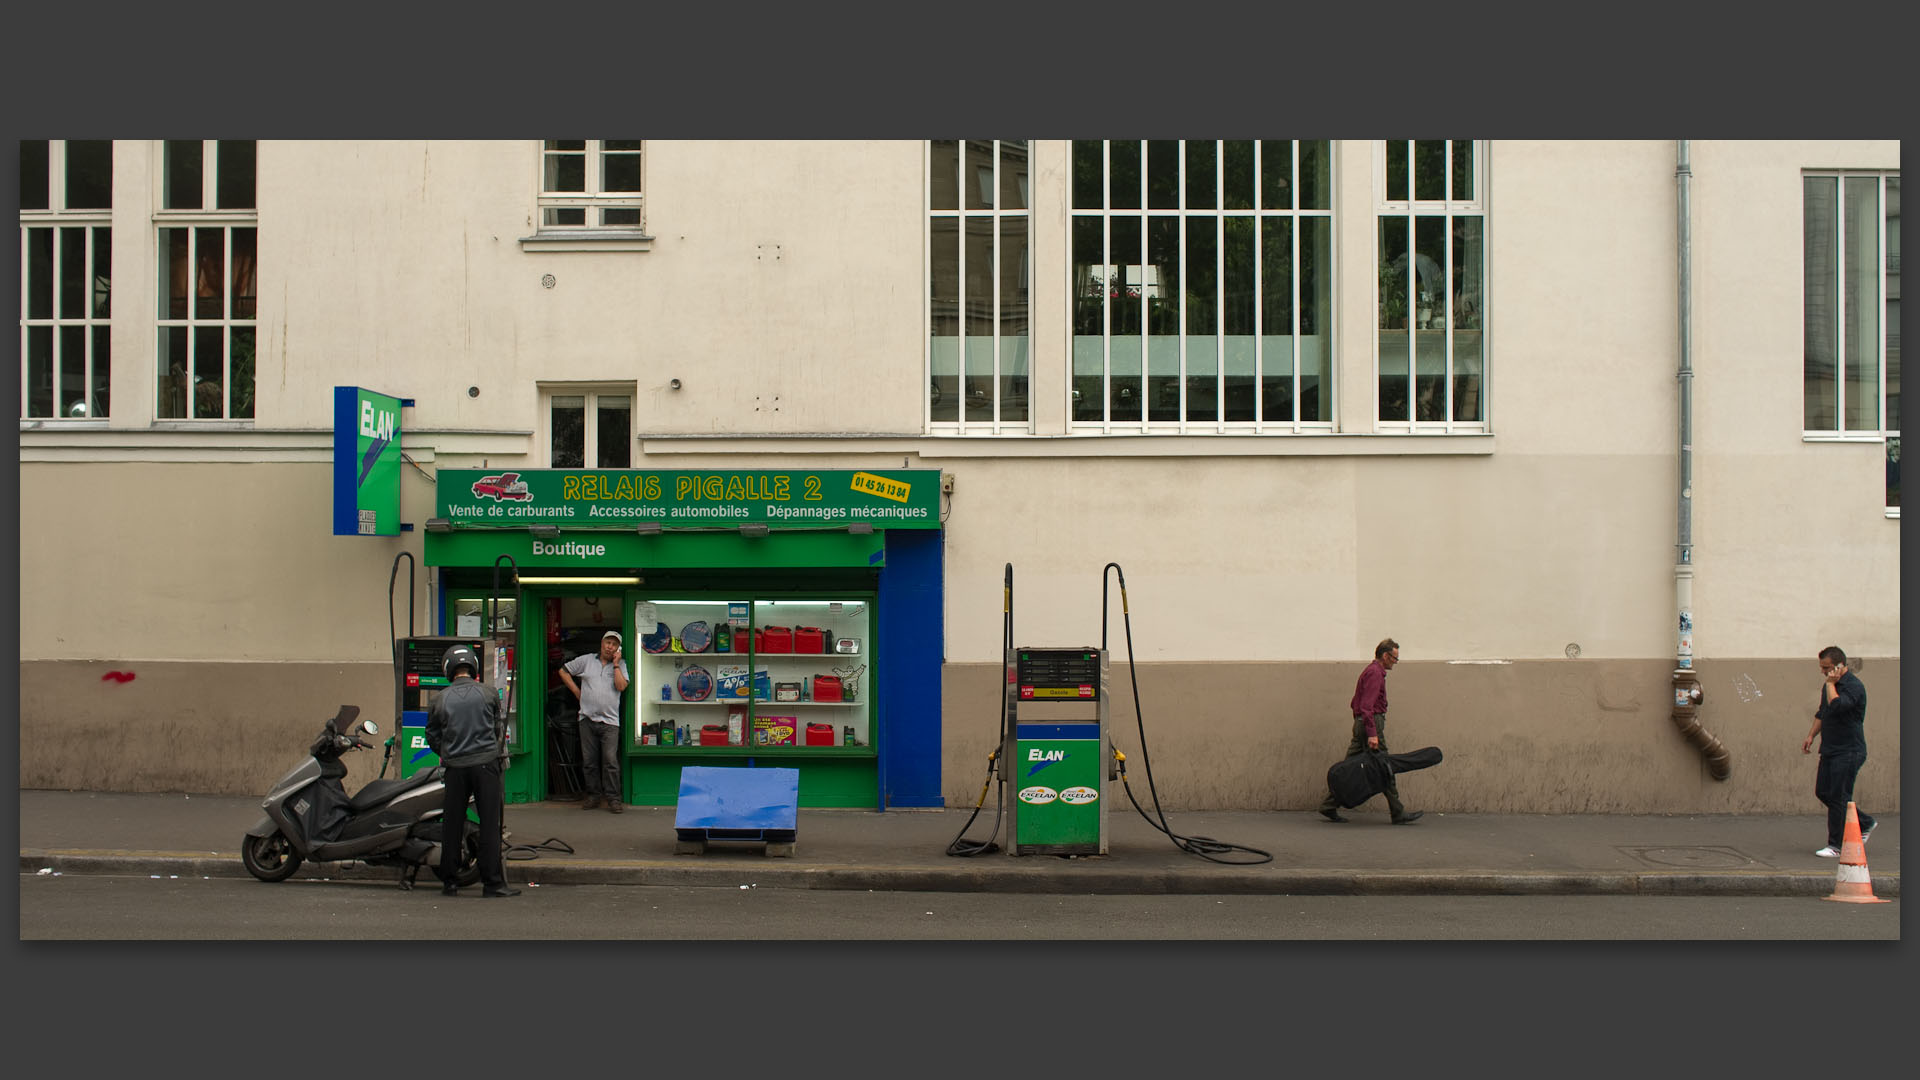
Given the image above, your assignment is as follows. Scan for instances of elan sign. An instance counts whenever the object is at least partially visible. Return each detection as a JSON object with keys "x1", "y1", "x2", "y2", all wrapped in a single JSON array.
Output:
[{"x1": 332, "y1": 386, "x2": 409, "y2": 536}]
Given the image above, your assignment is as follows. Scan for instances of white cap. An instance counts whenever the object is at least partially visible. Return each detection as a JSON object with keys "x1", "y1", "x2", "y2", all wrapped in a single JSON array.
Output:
[{"x1": 603, "y1": 630, "x2": 622, "y2": 642}]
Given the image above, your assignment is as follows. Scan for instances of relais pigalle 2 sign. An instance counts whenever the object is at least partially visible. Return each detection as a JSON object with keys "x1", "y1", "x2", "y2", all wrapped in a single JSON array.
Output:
[{"x1": 435, "y1": 469, "x2": 940, "y2": 533}]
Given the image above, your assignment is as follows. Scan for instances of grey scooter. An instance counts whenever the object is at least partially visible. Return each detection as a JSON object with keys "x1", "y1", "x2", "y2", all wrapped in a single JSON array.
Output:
[{"x1": 242, "y1": 705, "x2": 482, "y2": 890}]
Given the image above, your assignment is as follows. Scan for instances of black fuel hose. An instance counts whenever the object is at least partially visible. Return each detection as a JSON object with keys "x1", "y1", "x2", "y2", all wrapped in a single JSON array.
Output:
[
  {"x1": 942, "y1": 751, "x2": 1003, "y2": 857},
  {"x1": 383, "y1": 551, "x2": 416, "y2": 780},
  {"x1": 946, "y1": 563, "x2": 1015, "y2": 857},
  {"x1": 1104, "y1": 562, "x2": 1271, "y2": 865},
  {"x1": 505, "y1": 837, "x2": 574, "y2": 861}
]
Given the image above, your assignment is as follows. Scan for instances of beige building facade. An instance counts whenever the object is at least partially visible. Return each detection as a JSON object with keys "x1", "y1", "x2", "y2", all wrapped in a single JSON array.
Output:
[{"x1": 18, "y1": 139, "x2": 1899, "y2": 812}]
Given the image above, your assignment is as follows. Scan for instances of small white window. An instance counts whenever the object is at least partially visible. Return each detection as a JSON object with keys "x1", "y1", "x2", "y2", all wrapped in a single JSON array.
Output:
[
  {"x1": 544, "y1": 385, "x2": 634, "y2": 468},
  {"x1": 525, "y1": 141, "x2": 651, "y2": 252},
  {"x1": 539, "y1": 140, "x2": 644, "y2": 225}
]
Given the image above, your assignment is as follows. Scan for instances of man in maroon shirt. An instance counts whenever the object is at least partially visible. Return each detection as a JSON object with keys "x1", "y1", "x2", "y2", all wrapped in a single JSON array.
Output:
[{"x1": 1317, "y1": 638, "x2": 1424, "y2": 824}]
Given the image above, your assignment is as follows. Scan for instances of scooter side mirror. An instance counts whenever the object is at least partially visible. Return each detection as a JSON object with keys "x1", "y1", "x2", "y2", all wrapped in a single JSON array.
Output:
[{"x1": 361, "y1": 720, "x2": 380, "y2": 736}]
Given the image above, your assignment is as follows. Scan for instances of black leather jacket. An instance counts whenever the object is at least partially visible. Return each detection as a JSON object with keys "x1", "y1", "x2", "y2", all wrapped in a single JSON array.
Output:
[{"x1": 426, "y1": 675, "x2": 502, "y2": 767}]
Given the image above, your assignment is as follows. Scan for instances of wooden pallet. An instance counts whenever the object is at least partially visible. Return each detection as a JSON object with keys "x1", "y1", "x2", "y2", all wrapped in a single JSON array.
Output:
[{"x1": 674, "y1": 827, "x2": 796, "y2": 857}]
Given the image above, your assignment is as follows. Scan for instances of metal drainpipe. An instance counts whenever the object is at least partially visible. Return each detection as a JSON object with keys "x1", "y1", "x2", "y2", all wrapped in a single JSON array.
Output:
[{"x1": 1671, "y1": 139, "x2": 1731, "y2": 780}]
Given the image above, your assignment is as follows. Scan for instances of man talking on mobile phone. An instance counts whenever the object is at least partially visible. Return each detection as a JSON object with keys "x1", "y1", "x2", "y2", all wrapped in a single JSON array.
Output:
[
  {"x1": 1802, "y1": 646, "x2": 1876, "y2": 858},
  {"x1": 560, "y1": 629, "x2": 630, "y2": 813}
]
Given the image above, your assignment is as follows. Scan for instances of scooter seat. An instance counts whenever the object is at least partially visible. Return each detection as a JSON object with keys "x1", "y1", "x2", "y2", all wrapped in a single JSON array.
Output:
[{"x1": 349, "y1": 770, "x2": 440, "y2": 812}]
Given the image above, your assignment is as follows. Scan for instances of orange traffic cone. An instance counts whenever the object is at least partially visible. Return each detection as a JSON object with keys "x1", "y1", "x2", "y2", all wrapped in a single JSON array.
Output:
[{"x1": 1823, "y1": 802, "x2": 1888, "y2": 904}]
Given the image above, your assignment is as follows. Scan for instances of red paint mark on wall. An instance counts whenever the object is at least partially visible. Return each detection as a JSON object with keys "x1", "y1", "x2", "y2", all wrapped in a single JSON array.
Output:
[{"x1": 102, "y1": 671, "x2": 137, "y2": 683}]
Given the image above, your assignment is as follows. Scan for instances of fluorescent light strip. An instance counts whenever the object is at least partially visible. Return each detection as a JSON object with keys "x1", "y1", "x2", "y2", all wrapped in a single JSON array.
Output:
[{"x1": 515, "y1": 576, "x2": 644, "y2": 586}]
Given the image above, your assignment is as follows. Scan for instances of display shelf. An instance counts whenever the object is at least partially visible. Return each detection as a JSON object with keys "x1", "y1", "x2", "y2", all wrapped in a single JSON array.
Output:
[{"x1": 630, "y1": 594, "x2": 873, "y2": 751}]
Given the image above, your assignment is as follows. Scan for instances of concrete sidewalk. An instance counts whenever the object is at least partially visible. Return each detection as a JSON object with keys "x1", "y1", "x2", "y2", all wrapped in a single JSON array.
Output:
[{"x1": 15, "y1": 788, "x2": 1900, "y2": 898}]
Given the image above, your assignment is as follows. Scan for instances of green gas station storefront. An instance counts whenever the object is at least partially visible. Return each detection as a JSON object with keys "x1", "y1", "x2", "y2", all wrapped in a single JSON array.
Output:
[{"x1": 419, "y1": 468, "x2": 946, "y2": 811}]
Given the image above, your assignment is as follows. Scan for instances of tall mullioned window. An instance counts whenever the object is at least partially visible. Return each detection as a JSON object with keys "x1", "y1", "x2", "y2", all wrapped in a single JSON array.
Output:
[
  {"x1": 1804, "y1": 172, "x2": 1900, "y2": 513},
  {"x1": 928, "y1": 140, "x2": 1030, "y2": 432},
  {"x1": 157, "y1": 139, "x2": 257, "y2": 419},
  {"x1": 1070, "y1": 140, "x2": 1333, "y2": 433},
  {"x1": 1377, "y1": 140, "x2": 1484, "y2": 429},
  {"x1": 20, "y1": 139, "x2": 112, "y2": 419}
]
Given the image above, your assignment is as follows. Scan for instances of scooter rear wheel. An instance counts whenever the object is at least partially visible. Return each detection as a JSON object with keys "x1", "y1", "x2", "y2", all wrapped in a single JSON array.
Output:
[{"x1": 242, "y1": 831, "x2": 304, "y2": 882}]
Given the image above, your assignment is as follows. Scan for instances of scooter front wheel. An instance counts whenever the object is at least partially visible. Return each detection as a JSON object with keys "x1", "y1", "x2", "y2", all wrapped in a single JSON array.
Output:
[{"x1": 242, "y1": 831, "x2": 304, "y2": 882}]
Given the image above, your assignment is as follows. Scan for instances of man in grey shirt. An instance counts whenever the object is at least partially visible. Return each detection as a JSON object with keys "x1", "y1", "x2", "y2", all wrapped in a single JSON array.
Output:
[{"x1": 560, "y1": 630, "x2": 630, "y2": 813}]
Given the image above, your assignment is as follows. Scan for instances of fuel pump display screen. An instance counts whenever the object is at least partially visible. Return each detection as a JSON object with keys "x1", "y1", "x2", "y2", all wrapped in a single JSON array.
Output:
[
  {"x1": 399, "y1": 637, "x2": 486, "y2": 689},
  {"x1": 1016, "y1": 648, "x2": 1101, "y2": 701},
  {"x1": 397, "y1": 636, "x2": 486, "y2": 776}
]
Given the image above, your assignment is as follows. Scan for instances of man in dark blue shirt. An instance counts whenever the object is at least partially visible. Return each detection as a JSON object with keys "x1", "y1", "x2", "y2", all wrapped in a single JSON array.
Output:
[{"x1": 1801, "y1": 646, "x2": 1877, "y2": 858}]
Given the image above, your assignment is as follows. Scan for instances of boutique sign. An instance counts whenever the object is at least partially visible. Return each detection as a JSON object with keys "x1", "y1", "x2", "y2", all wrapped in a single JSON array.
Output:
[{"x1": 436, "y1": 468, "x2": 941, "y2": 530}]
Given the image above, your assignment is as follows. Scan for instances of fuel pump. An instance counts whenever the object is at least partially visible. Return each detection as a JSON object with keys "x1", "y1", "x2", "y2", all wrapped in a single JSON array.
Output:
[
  {"x1": 947, "y1": 562, "x2": 1270, "y2": 865},
  {"x1": 1002, "y1": 646, "x2": 1111, "y2": 855},
  {"x1": 394, "y1": 635, "x2": 514, "y2": 777},
  {"x1": 393, "y1": 554, "x2": 523, "y2": 779}
]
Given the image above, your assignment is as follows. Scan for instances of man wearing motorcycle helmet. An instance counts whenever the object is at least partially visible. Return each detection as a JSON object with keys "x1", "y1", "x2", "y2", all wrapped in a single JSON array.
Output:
[{"x1": 425, "y1": 644, "x2": 518, "y2": 898}]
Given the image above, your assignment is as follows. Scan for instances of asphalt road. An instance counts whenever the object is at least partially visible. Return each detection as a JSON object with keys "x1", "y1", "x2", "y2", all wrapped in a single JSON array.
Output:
[{"x1": 19, "y1": 873, "x2": 1899, "y2": 939}]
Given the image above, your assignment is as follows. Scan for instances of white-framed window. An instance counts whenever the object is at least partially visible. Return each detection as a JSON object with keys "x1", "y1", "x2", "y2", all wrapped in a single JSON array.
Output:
[
  {"x1": 1069, "y1": 140, "x2": 1334, "y2": 434},
  {"x1": 1803, "y1": 172, "x2": 1899, "y2": 515},
  {"x1": 544, "y1": 384, "x2": 634, "y2": 468},
  {"x1": 539, "y1": 140, "x2": 644, "y2": 229},
  {"x1": 1376, "y1": 139, "x2": 1485, "y2": 430},
  {"x1": 928, "y1": 139, "x2": 1030, "y2": 433},
  {"x1": 20, "y1": 139, "x2": 112, "y2": 419},
  {"x1": 156, "y1": 140, "x2": 257, "y2": 420}
]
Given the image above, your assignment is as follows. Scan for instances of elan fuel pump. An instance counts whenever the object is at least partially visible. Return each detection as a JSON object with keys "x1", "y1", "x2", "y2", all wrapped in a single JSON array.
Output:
[
  {"x1": 1003, "y1": 646, "x2": 1111, "y2": 855},
  {"x1": 390, "y1": 554, "x2": 521, "y2": 780},
  {"x1": 947, "y1": 562, "x2": 1270, "y2": 865},
  {"x1": 394, "y1": 635, "x2": 513, "y2": 778}
]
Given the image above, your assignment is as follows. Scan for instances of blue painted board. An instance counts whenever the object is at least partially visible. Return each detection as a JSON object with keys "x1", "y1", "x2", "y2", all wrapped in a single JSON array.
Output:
[{"x1": 674, "y1": 766, "x2": 799, "y2": 831}]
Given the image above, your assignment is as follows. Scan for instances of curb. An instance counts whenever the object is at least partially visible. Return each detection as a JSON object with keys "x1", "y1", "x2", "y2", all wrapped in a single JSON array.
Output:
[{"x1": 20, "y1": 850, "x2": 1899, "y2": 899}]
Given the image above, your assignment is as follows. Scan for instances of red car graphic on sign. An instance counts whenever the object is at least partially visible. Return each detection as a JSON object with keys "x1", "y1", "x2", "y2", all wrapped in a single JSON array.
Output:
[{"x1": 471, "y1": 472, "x2": 533, "y2": 501}]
